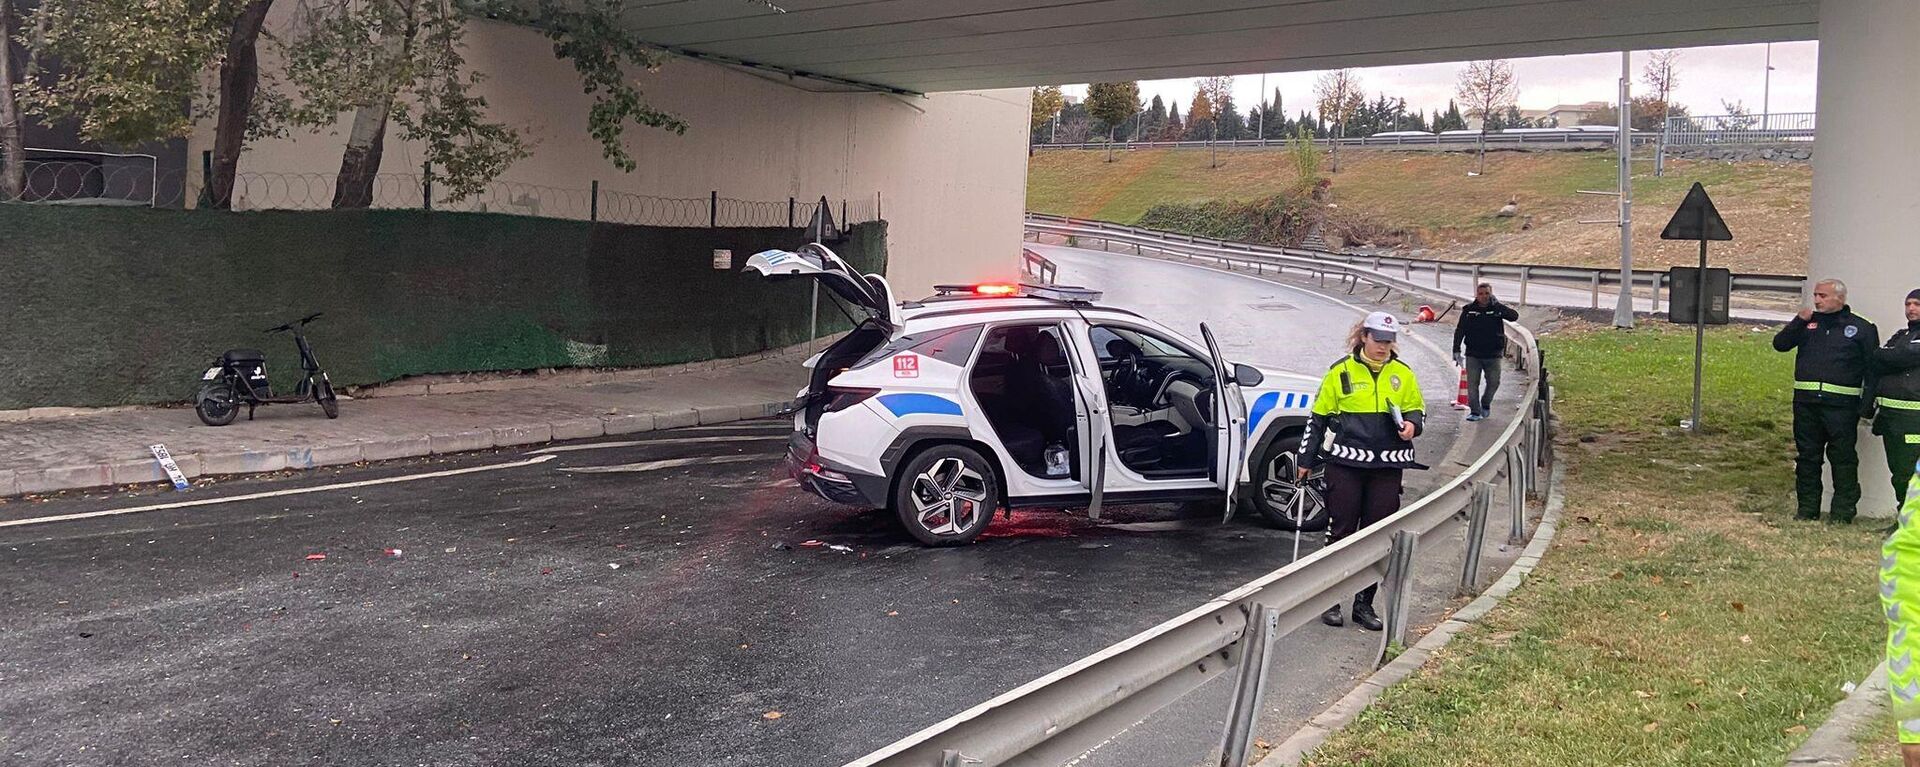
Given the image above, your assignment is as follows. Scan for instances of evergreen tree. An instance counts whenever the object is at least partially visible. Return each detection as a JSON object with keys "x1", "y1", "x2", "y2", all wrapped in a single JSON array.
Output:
[
  {"x1": 1435, "y1": 100, "x2": 1468, "y2": 131},
  {"x1": 1146, "y1": 94, "x2": 1167, "y2": 138},
  {"x1": 1217, "y1": 93, "x2": 1243, "y2": 139},
  {"x1": 1165, "y1": 102, "x2": 1183, "y2": 140}
]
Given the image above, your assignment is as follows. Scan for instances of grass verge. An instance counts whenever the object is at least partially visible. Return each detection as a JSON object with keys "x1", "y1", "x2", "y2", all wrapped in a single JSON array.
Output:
[
  {"x1": 1301, "y1": 320, "x2": 1884, "y2": 766},
  {"x1": 1026, "y1": 149, "x2": 1812, "y2": 273}
]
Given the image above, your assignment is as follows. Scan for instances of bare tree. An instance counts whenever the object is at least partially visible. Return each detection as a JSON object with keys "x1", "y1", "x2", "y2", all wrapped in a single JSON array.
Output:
[
  {"x1": 1455, "y1": 59, "x2": 1516, "y2": 175},
  {"x1": 1313, "y1": 69, "x2": 1362, "y2": 172},
  {"x1": 1641, "y1": 49, "x2": 1681, "y2": 135}
]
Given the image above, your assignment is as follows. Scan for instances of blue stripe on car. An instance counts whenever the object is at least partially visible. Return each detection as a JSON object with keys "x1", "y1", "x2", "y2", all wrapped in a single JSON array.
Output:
[
  {"x1": 878, "y1": 393, "x2": 963, "y2": 417},
  {"x1": 1246, "y1": 391, "x2": 1281, "y2": 436}
]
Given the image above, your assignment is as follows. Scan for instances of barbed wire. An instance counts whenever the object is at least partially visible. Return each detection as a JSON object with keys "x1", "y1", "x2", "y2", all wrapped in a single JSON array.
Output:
[{"x1": 3, "y1": 156, "x2": 880, "y2": 229}]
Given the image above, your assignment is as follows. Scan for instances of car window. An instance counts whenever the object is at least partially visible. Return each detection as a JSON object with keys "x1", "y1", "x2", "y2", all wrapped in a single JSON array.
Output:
[
  {"x1": 854, "y1": 325, "x2": 984, "y2": 369},
  {"x1": 1092, "y1": 324, "x2": 1196, "y2": 361}
]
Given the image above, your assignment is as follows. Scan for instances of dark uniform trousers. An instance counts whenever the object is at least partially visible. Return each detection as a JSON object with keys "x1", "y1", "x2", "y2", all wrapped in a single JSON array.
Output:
[
  {"x1": 1882, "y1": 412, "x2": 1920, "y2": 508},
  {"x1": 1325, "y1": 463, "x2": 1403, "y2": 603},
  {"x1": 1795, "y1": 403, "x2": 1863, "y2": 520}
]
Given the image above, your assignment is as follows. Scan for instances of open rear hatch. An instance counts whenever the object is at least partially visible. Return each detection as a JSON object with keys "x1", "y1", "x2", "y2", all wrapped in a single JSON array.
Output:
[{"x1": 744, "y1": 243, "x2": 902, "y2": 430}]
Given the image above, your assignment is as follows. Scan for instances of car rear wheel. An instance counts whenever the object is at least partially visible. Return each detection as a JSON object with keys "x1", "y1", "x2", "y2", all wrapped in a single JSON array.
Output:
[
  {"x1": 893, "y1": 445, "x2": 999, "y2": 546},
  {"x1": 1249, "y1": 434, "x2": 1329, "y2": 532}
]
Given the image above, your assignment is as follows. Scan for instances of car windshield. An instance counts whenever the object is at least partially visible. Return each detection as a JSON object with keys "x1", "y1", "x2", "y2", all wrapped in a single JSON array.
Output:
[{"x1": 1089, "y1": 325, "x2": 1190, "y2": 361}]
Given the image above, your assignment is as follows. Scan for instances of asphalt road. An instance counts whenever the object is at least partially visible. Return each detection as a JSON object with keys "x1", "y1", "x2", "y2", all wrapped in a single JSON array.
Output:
[{"x1": 0, "y1": 248, "x2": 1523, "y2": 767}]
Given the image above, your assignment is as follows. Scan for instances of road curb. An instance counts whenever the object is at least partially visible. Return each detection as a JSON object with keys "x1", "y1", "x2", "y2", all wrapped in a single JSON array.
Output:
[
  {"x1": 1787, "y1": 661, "x2": 1890, "y2": 765},
  {"x1": 1255, "y1": 459, "x2": 1566, "y2": 767},
  {"x1": 3, "y1": 399, "x2": 792, "y2": 499}
]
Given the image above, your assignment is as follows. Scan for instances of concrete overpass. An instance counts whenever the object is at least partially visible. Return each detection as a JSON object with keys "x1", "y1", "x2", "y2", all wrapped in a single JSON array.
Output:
[
  {"x1": 611, "y1": 0, "x2": 1819, "y2": 93},
  {"x1": 622, "y1": 0, "x2": 1912, "y2": 512}
]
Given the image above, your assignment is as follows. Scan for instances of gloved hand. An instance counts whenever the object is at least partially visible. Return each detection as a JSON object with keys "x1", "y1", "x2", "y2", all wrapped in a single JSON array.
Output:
[{"x1": 1453, "y1": 352, "x2": 1464, "y2": 367}]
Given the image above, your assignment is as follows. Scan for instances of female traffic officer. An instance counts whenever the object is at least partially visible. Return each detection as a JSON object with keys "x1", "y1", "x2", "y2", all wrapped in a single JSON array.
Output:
[{"x1": 1297, "y1": 311, "x2": 1428, "y2": 631}]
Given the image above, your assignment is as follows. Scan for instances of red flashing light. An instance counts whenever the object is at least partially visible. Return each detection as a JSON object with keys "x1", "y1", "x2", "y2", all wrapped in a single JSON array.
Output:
[{"x1": 973, "y1": 283, "x2": 1020, "y2": 297}]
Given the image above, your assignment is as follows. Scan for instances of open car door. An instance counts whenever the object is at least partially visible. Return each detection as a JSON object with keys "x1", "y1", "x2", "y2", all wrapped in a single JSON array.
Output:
[
  {"x1": 1071, "y1": 357, "x2": 1112, "y2": 521},
  {"x1": 1199, "y1": 323, "x2": 1248, "y2": 523},
  {"x1": 743, "y1": 243, "x2": 903, "y2": 336}
]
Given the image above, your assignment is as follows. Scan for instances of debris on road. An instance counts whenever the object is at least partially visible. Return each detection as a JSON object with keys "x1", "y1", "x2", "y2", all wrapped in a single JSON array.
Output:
[
  {"x1": 827, "y1": 544, "x2": 852, "y2": 553},
  {"x1": 762, "y1": 711, "x2": 783, "y2": 720},
  {"x1": 608, "y1": 563, "x2": 621, "y2": 570},
  {"x1": 383, "y1": 548, "x2": 404, "y2": 558},
  {"x1": 305, "y1": 553, "x2": 327, "y2": 561},
  {"x1": 799, "y1": 540, "x2": 824, "y2": 547},
  {"x1": 772, "y1": 542, "x2": 792, "y2": 551}
]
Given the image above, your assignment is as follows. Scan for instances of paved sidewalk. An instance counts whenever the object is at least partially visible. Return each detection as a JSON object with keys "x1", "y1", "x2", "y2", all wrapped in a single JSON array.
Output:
[{"x1": 0, "y1": 348, "x2": 814, "y2": 497}]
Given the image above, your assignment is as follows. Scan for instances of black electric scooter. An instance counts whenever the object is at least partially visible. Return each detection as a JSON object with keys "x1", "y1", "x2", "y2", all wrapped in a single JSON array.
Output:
[{"x1": 195, "y1": 313, "x2": 339, "y2": 426}]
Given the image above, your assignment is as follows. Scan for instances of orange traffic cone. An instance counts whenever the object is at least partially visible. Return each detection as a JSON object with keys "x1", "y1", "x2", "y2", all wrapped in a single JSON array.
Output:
[{"x1": 1453, "y1": 365, "x2": 1470, "y2": 411}]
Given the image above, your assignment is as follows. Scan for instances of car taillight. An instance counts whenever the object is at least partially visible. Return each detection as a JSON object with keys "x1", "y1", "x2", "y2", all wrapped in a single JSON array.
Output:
[{"x1": 822, "y1": 386, "x2": 880, "y2": 413}]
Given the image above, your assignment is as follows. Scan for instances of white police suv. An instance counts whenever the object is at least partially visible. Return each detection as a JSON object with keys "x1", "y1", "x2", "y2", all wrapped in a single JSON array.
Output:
[{"x1": 746, "y1": 244, "x2": 1328, "y2": 546}]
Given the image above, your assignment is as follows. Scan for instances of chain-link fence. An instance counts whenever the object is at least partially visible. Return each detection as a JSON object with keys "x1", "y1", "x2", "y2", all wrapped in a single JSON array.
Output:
[{"x1": 3, "y1": 148, "x2": 882, "y2": 228}]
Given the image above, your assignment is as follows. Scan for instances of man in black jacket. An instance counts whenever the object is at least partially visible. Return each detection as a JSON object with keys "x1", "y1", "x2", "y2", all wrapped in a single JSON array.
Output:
[
  {"x1": 1452, "y1": 283, "x2": 1520, "y2": 422},
  {"x1": 1774, "y1": 278, "x2": 1880, "y2": 522},
  {"x1": 1875, "y1": 289, "x2": 1920, "y2": 509}
]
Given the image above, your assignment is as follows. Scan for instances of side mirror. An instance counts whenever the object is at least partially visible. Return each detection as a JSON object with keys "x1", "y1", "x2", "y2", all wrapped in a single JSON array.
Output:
[{"x1": 1233, "y1": 363, "x2": 1264, "y2": 387}]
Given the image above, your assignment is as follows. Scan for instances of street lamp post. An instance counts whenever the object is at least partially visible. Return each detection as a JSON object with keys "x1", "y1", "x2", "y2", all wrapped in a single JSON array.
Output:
[{"x1": 1763, "y1": 42, "x2": 1775, "y2": 124}]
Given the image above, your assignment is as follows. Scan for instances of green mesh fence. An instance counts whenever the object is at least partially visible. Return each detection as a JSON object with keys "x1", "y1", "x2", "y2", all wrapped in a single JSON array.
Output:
[{"x1": 0, "y1": 205, "x2": 886, "y2": 409}]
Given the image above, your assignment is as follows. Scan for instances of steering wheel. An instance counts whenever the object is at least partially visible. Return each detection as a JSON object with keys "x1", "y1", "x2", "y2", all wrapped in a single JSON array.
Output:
[{"x1": 1105, "y1": 339, "x2": 1148, "y2": 404}]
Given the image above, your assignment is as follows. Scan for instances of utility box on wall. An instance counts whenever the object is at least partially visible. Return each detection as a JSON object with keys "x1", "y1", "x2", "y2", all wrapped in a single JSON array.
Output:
[{"x1": 1668, "y1": 267, "x2": 1731, "y2": 325}]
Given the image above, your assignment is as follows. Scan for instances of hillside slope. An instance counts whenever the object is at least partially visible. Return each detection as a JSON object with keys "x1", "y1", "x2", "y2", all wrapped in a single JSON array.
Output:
[{"x1": 1027, "y1": 148, "x2": 1812, "y2": 274}]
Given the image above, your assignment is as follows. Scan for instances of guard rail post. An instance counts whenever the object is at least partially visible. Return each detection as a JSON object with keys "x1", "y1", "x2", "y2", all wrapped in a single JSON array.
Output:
[
  {"x1": 1216, "y1": 604, "x2": 1282, "y2": 767},
  {"x1": 1434, "y1": 263, "x2": 1443, "y2": 289},
  {"x1": 1518, "y1": 266, "x2": 1531, "y2": 306},
  {"x1": 1381, "y1": 530, "x2": 1421, "y2": 655},
  {"x1": 1470, "y1": 264, "x2": 1482, "y2": 291},
  {"x1": 1403, "y1": 262, "x2": 1412, "y2": 281},
  {"x1": 1653, "y1": 273, "x2": 1664, "y2": 314},
  {"x1": 1507, "y1": 445, "x2": 1529, "y2": 546},
  {"x1": 1590, "y1": 273, "x2": 1602, "y2": 309},
  {"x1": 1459, "y1": 482, "x2": 1494, "y2": 597}
]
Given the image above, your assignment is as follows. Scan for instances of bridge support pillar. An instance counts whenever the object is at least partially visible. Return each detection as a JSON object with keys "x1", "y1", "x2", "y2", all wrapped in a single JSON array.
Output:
[{"x1": 1808, "y1": 0, "x2": 1920, "y2": 518}]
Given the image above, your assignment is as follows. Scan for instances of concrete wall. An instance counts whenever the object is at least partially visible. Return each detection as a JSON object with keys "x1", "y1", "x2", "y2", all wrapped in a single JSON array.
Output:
[{"x1": 189, "y1": 14, "x2": 1032, "y2": 299}]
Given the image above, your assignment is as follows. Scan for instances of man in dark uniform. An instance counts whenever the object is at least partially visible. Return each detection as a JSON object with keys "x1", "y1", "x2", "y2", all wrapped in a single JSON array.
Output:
[
  {"x1": 1874, "y1": 288, "x2": 1920, "y2": 510},
  {"x1": 1453, "y1": 282, "x2": 1520, "y2": 422},
  {"x1": 1774, "y1": 279, "x2": 1880, "y2": 522}
]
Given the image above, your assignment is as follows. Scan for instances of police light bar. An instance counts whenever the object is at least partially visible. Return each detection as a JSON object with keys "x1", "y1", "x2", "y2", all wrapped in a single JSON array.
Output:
[
  {"x1": 927, "y1": 283, "x2": 1103, "y2": 303},
  {"x1": 1020, "y1": 284, "x2": 1102, "y2": 303}
]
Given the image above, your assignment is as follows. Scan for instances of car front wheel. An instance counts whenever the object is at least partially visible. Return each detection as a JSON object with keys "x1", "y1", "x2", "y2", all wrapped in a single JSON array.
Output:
[
  {"x1": 893, "y1": 445, "x2": 999, "y2": 546},
  {"x1": 1249, "y1": 434, "x2": 1329, "y2": 532}
]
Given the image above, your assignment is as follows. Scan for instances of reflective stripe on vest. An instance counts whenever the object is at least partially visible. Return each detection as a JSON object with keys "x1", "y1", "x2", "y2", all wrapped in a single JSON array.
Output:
[
  {"x1": 1882, "y1": 397, "x2": 1920, "y2": 412},
  {"x1": 1795, "y1": 380, "x2": 1864, "y2": 396}
]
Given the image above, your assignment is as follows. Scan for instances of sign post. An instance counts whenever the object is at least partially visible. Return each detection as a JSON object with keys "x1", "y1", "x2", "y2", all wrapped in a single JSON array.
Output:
[{"x1": 1659, "y1": 182, "x2": 1734, "y2": 432}]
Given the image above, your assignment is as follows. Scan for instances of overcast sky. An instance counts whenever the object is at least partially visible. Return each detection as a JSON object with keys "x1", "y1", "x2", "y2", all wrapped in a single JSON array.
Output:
[{"x1": 1062, "y1": 41, "x2": 1818, "y2": 120}]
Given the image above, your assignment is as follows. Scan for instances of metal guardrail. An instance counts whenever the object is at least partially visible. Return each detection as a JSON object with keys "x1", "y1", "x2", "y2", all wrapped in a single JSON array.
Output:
[
  {"x1": 1023, "y1": 213, "x2": 1806, "y2": 310},
  {"x1": 1663, "y1": 111, "x2": 1817, "y2": 146},
  {"x1": 1021, "y1": 247, "x2": 1058, "y2": 284},
  {"x1": 1032, "y1": 131, "x2": 1658, "y2": 152},
  {"x1": 849, "y1": 224, "x2": 1554, "y2": 767}
]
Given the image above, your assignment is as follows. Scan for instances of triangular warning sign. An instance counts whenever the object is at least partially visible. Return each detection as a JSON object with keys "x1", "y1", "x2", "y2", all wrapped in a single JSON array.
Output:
[
  {"x1": 806, "y1": 195, "x2": 841, "y2": 242},
  {"x1": 1660, "y1": 182, "x2": 1733, "y2": 241}
]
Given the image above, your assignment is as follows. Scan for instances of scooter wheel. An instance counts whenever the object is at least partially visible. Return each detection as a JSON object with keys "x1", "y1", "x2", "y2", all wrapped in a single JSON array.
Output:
[
  {"x1": 316, "y1": 380, "x2": 339, "y2": 419},
  {"x1": 196, "y1": 384, "x2": 239, "y2": 427}
]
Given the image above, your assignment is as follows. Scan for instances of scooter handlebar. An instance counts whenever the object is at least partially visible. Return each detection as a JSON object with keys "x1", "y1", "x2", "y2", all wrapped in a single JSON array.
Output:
[{"x1": 263, "y1": 313, "x2": 324, "y2": 334}]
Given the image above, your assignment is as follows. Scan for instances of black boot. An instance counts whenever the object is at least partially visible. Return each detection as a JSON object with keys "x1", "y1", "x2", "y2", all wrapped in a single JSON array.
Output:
[
  {"x1": 1320, "y1": 604, "x2": 1344, "y2": 627},
  {"x1": 1351, "y1": 587, "x2": 1383, "y2": 632}
]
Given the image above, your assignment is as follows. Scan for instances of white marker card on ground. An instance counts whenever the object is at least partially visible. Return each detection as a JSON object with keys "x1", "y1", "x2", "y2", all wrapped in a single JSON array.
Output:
[{"x1": 149, "y1": 444, "x2": 191, "y2": 490}]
